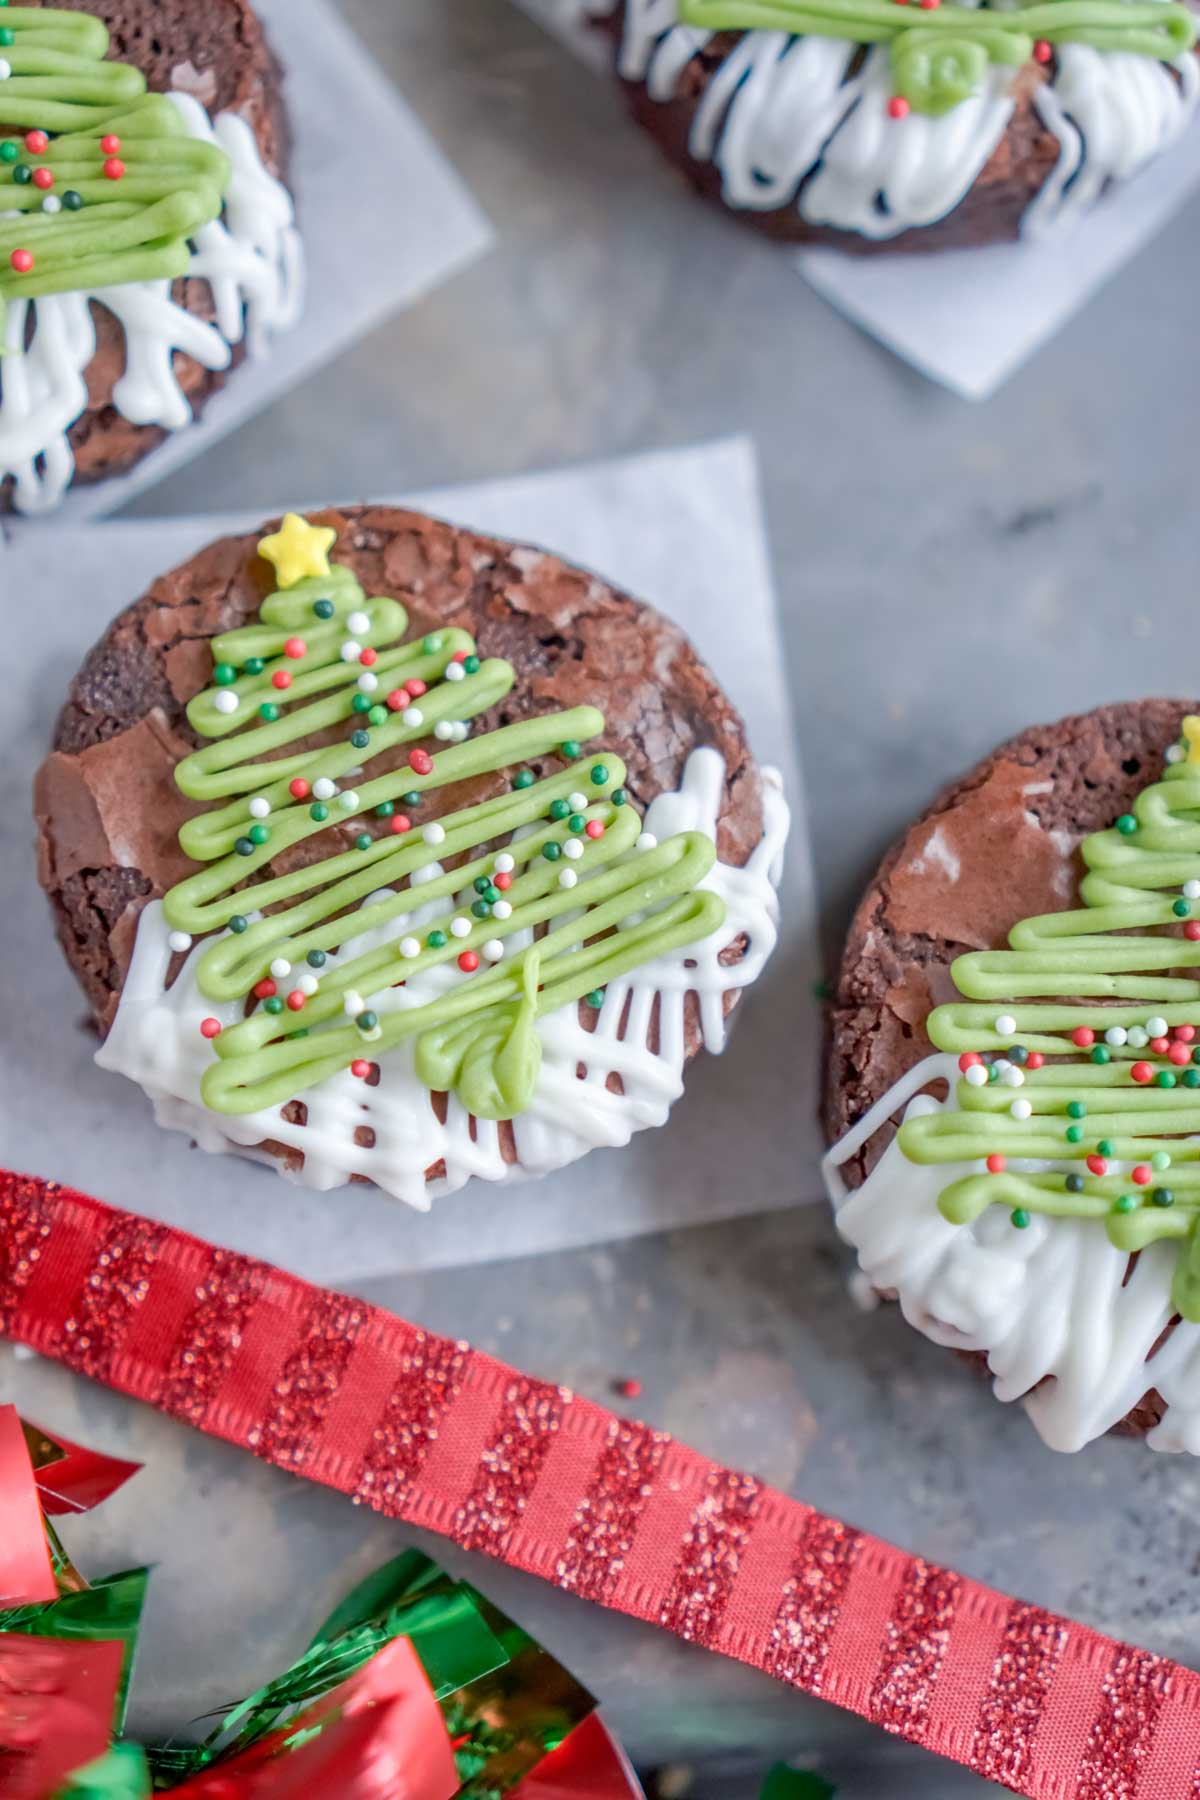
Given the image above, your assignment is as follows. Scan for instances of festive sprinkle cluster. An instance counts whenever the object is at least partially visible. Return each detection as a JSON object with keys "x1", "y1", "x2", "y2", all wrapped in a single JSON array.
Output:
[{"x1": 899, "y1": 720, "x2": 1200, "y2": 1322}]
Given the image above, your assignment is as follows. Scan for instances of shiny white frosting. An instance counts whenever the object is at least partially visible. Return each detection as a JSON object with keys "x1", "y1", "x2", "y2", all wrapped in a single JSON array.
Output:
[
  {"x1": 98, "y1": 749, "x2": 789, "y2": 1211},
  {"x1": 579, "y1": 0, "x2": 1199, "y2": 241},
  {"x1": 824, "y1": 1055, "x2": 1200, "y2": 1454}
]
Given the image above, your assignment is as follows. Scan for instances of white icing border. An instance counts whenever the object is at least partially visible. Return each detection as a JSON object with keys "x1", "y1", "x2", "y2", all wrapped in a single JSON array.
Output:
[
  {"x1": 97, "y1": 748, "x2": 789, "y2": 1211},
  {"x1": 824, "y1": 1058, "x2": 1200, "y2": 1454},
  {"x1": 0, "y1": 92, "x2": 304, "y2": 515},
  {"x1": 583, "y1": 0, "x2": 1200, "y2": 241}
]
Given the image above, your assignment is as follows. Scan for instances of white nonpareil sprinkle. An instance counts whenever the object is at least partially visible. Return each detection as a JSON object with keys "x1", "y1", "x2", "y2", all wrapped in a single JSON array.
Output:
[
  {"x1": 249, "y1": 796, "x2": 270, "y2": 819},
  {"x1": 348, "y1": 610, "x2": 370, "y2": 636},
  {"x1": 167, "y1": 931, "x2": 193, "y2": 954},
  {"x1": 450, "y1": 917, "x2": 471, "y2": 939},
  {"x1": 0, "y1": 61, "x2": 11, "y2": 79},
  {"x1": 994, "y1": 1014, "x2": 1017, "y2": 1037},
  {"x1": 492, "y1": 899, "x2": 513, "y2": 919},
  {"x1": 213, "y1": 690, "x2": 239, "y2": 715},
  {"x1": 42, "y1": 195, "x2": 61, "y2": 214},
  {"x1": 999, "y1": 1065, "x2": 1025, "y2": 1088},
  {"x1": 339, "y1": 640, "x2": 362, "y2": 663},
  {"x1": 270, "y1": 958, "x2": 292, "y2": 979},
  {"x1": 451, "y1": 721, "x2": 469, "y2": 742},
  {"x1": 562, "y1": 838, "x2": 584, "y2": 861},
  {"x1": 445, "y1": 663, "x2": 465, "y2": 682},
  {"x1": 1127, "y1": 1026, "x2": 1149, "y2": 1048},
  {"x1": 339, "y1": 791, "x2": 360, "y2": 813},
  {"x1": 964, "y1": 1065, "x2": 989, "y2": 1088},
  {"x1": 297, "y1": 974, "x2": 319, "y2": 997},
  {"x1": 343, "y1": 991, "x2": 365, "y2": 1015},
  {"x1": 1185, "y1": 880, "x2": 1200, "y2": 900},
  {"x1": 404, "y1": 708, "x2": 425, "y2": 729},
  {"x1": 313, "y1": 777, "x2": 336, "y2": 801},
  {"x1": 1105, "y1": 1026, "x2": 1128, "y2": 1047},
  {"x1": 1168, "y1": 744, "x2": 1186, "y2": 764},
  {"x1": 483, "y1": 940, "x2": 504, "y2": 962},
  {"x1": 423, "y1": 822, "x2": 446, "y2": 846},
  {"x1": 637, "y1": 832, "x2": 658, "y2": 852},
  {"x1": 494, "y1": 854, "x2": 515, "y2": 874},
  {"x1": 1010, "y1": 1098, "x2": 1033, "y2": 1120},
  {"x1": 569, "y1": 792, "x2": 588, "y2": 811},
  {"x1": 362, "y1": 1025, "x2": 382, "y2": 1042},
  {"x1": 434, "y1": 721, "x2": 453, "y2": 740},
  {"x1": 357, "y1": 672, "x2": 378, "y2": 694},
  {"x1": 400, "y1": 938, "x2": 420, "y2": 960},
  {"x1": 558, "y1": 868, "x2": 578, "y2": 890},
  {"x1": 1147, "y1": 1016, "x2": 1169, "y2": 1039}
]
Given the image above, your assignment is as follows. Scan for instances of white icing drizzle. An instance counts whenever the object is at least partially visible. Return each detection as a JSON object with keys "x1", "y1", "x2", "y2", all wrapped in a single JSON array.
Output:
[
  {"x1": 0, "y1": 93, "x2": 304, "y2": 516},
  {"x1": 585, "y1": 0, "x2": 1200, "y2": 241},
  {"x1": 97, "y1": 750, "x2": 789, "y2": 1211},
  {"x1": 824, "y1": 1056, "x2": 1200, "y2": 1454}
]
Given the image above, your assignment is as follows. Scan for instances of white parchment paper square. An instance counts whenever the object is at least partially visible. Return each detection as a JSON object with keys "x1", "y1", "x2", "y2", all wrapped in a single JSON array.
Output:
[
  {"x1": 0, "y1": 0, "x2": 493, "y2": 533},
  {"x1": 0, "y1": 436, "x2": 820, "y2": 1284},
  {"x1": 516, "y1": 0, "x2": 1200, "y2": 399}
]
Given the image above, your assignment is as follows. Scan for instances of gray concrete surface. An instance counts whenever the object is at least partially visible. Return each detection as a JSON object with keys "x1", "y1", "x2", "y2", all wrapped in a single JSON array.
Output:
[{"x1": 17, "y1": 1, "x2": 1200, "y2": 1793}]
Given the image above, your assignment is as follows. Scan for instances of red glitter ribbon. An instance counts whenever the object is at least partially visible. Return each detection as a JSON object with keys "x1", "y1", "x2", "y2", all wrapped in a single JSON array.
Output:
[{"x1": 2, "y1": 1169, "x2": 1199, "y2": 1800}]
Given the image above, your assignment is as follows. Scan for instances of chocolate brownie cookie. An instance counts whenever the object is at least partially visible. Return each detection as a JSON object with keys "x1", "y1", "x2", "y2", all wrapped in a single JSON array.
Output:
[
  {"x1": 584, "y1": 0, "x2": 1198, "y2": 254},
  {"x1": 1, "y1": 2, "x2": 301, "y2": 514},
  {"x1": 35, "y1": 506, "x2": 788, "y2": 1207},
  {"x1": 824, "y1": 701, "x2": 1200, "y2": 1453}
]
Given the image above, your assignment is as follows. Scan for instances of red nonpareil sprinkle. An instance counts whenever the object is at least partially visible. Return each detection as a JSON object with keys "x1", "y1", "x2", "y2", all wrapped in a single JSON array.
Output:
[
  {"x1": 100, "y1": 134, "x2": 121, "y2": 155},
  {"x1": 25, "y1": 131, "x2": 48, "y2": 155},
  {"x1": 10, "y1": 249, "x2": 33, "y2": 274},
  {"x1": 1169, "y1": 1043, "x2": 1191, "y2": 1066},
  {"x1": 1131, "y1": 1063, "x2": 1154, "y2": 1084},
  {"x1": 1132, "y1": 1164, "x2": 1152, "y2": 1186},
  {"x1": 385, "y1": 689, "x2": 408, "y2": 711},
  {"x1": 390, "y1": 814, "x2": 412, "y2": 835},
  {"x1": 1072, "y1": 1027, "x2": 1095, "y2": 1048},
  {"x1": 32, "y1": 168, "x2": 53, "y2": 191},
  {"x1": 359, "y1": 647, "x2": 378, "y2": 667},
  {"x1": 452, "y1": 650, "x2": 469, "y2": 663},
  {"x1": 200, "y1": 1018, "x2": 222, "y2": 1040},
  {"x1": 1026, "y1": 1053, "x2": 1045, "y2": 1070},
  {"x1": 1187, "y1": 921, "x2": 1200, "y2": 941},
  {"x1": 253, "y1": 979, "x2": 277, "y2": 1001},
  {"x1": 272, "y1": 670, "x2": 292, "y2": 690},
  {"x1": 407, "y1": 678, "x2": 427, "y2": 697},
  {"x1": 958, "y1": 1053, "x2": 982, "y2": 1072},
  {"x1": 408, "y1": 749, "x2": 434, "y2": 776},
  {"x1": 1174, "y1": 1025, "x2": 1196, "y2": 1042},
  {"x1": 494, "y1": 871, "x2": 513, "y2": 892},
  {"x1": 289, "y1": 778, "x2": 310, "y2": 800},
  {"x1": 103, "y1": 157, "x2": 125, "y2": 181},
  {"x1": 350, "y1": 1059, "x2": 371, "y2": 1079},
  {"x1": 284, "y1": 637, "x2": 306, "y2": 659},
  {"x1": 458, "y1": 951, "x2": 480, "y2": 973},
  {"x1": 1151, "y1": 1036, "x2": 1169, "y2": 1055},
  {"x1": 585, "y1": 820, "x2": 604, "y2": 839},
  {"x1": 986, "y1": 1154, "x2": 1006, "y2": 1175},
  {"x1": 616, "y1": 1377, "x2": 642, "y2": 1400},
  {"x1": 1086, "y1": 1155, "x2": 1108, "y2": 1177},
  {"x1": 286, "y1": 992, "x2": 306, "y2": 1012},
  {"x1": 887, "y1": 96, "x2": 910, "y2": 118},
  {"x1": 1033, "y1": 38, "x2": 1052, "y2": 61}
]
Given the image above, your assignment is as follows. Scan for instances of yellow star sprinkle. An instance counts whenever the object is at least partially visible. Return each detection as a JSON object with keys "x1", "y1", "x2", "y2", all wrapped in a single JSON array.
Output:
[
  {"x1": 257, "y1": 513, "x2": 337, "y2": 590},
  {"x1": 1184, "y1": 717, "x2": 1200, "y2": 764}
]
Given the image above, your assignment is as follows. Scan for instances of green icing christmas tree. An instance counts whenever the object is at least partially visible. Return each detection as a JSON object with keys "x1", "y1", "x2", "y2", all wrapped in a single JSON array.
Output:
[
  {"x1": 899, "y1": 712, "x2": 1200, "y2": 1321},
  {"x1": 0, "y1": 7, "x2": 228, "y2": 335}
]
